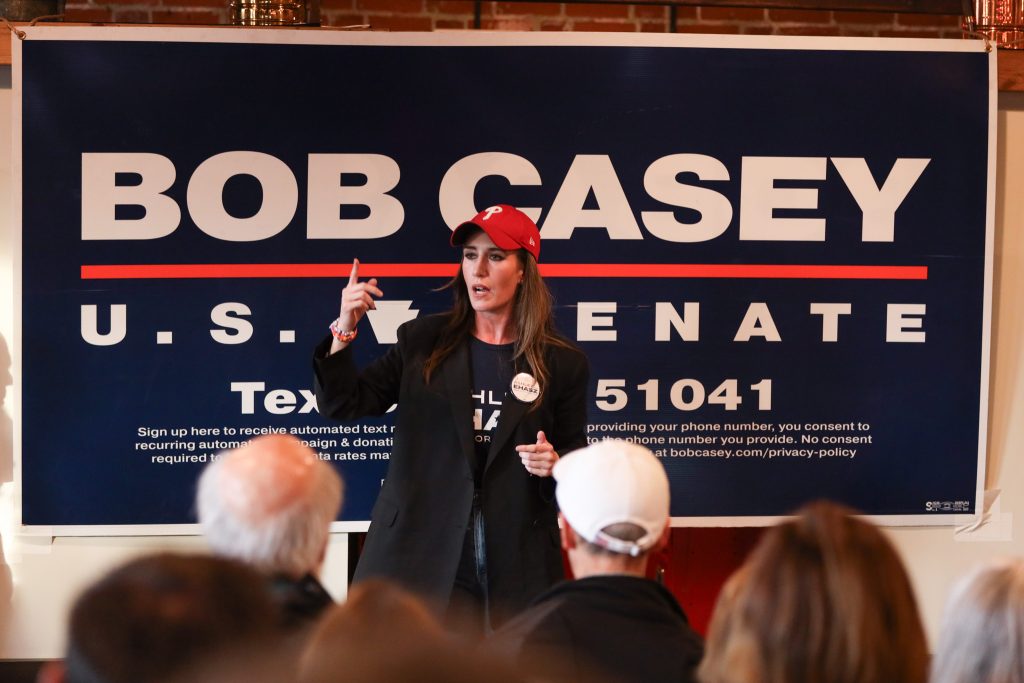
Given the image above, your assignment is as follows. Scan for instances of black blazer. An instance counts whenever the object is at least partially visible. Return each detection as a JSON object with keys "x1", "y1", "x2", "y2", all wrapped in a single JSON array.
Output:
[{"x1": 313, "y1": 314, "x2": 589, "y2": 624}]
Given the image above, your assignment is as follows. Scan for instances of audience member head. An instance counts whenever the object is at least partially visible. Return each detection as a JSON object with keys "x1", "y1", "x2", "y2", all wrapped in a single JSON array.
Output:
[
  {"x1": 300, "y1": 579, "x2": 446, "y2": 681},
  {"x1": 302, "y1": 641, "x2": 528, "y2": 683},
  {"x1": 553, "y1": 439, "x2": 670, "y2": 576},
  {"x1": 197, "y1": 434, "x2": 342, "y2": 578},
  {"x1": 698, "y1": 500, "x2": 928, "y2": 683},
  {"x1": 930, "y1": 557, "x2": 1024, "y2": 683},
  {"x1": 300, "y1": 580, "x2": 527, "y2": 683},
  {"x1": 41, "y1": 553, "x2": 280, "y2": 683}
]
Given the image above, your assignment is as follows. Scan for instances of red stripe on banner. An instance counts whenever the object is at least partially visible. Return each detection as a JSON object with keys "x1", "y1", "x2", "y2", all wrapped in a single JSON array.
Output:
[
  {"x1": 80, "y1": 263, "x2": 928, "y2": 280},
  {"x1": 537, "y1": 264, "x2": 928, "y2": 279},
  {"x1": 80, "y1": 263, "x2": 459, "y2": 279}
]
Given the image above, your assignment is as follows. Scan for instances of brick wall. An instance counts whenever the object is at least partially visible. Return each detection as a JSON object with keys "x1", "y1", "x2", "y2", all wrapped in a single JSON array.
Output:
[{"x1": 60, "y1": 0, "x2": 965, "y2": 38}]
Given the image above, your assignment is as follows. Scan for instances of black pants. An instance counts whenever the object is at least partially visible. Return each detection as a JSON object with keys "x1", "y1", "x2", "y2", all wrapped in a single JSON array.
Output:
[{"x1": 447, "y1": 496, "x2": 490, "y2": 637}]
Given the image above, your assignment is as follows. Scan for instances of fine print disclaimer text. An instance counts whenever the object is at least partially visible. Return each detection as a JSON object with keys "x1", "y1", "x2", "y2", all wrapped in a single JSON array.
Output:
[
  {"x1": 586, "y1": 421, "x2": 873, "y2": 460},
  {"x1": 134, "y1": 424, "x2": 395, "y2": 465}
]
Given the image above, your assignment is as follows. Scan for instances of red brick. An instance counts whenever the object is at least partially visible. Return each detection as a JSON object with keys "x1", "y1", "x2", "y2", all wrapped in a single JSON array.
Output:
[
  {"x1": 112, "y1": 9, "x2": 150, "y2": 21},
  {"x1": 321, "y1": 0, "x2": 356, "y2": 10},
  {"x1": 565, "y1": 2, "x2": 628, "y2": 18},
  {"x1": 633, "y1": 4, "x2": 665, "y2": 20},
  {"x1": 940, "y1": 29, "x2": 967, "y2": 39},
  {"x1": 879, "y1": 28, "x2": 943, "y2": 38},
  {"x1": 434, "y1": 18, "x2": 467, "y2": 27},
  {"x1": 571, "y1": 19, "x2": 636, "y2": 31},
  {"x1": 63, "y1": 6, "x2": 113, "y2": 21},
  {"x1": 539, "y1": 18, "x2": 567, "y2": 30},
  {"x1": 356, "y1": 0, "x2": 423, "y2": 13},
  {"x1": 767, "y1": 9, "x2": 831, "y2": 24},
  {"x1": 833, "y1": 11, "x2": 894, "y2": 25},
  {"x1": 322, "y1": 12, "x2": 368, "y2": 25},
  {"x1": 776, "y1": 25, "x2": 841, "y2": 36},
  {"x1": 896, "y1": 12, "x2": 960, "y2": 27},
  {"x1": 674, "y1": 6, "x2": 696, "y2": 20},
  {"x1": 425, "y1": 0, "x2": 472, "y2": 13},
  {"x1": 497, "y1": 2, "x2": 560, "y2": 15},
  {"x1": 480, "y1": 16, "x2": 526, "y2": 28},
  {"x1": 676, "y1": 22, "x2": 740, "y2": 34},
  {"x1": 151, "y1": 8, "x2": 222, "y2": 22},
  {"x1": 699, "y1": 6, "x2": 763, "y2": 22},
  {"x1": 741, "y1": 25, "x2": 772, "y2": 34},
  {"x1": 161, "y1": 0, "x2": 226, "y2": 9},
  {"x1": 639, "y1": 20, "x2": 666, "y2": 33},
  {"x1": 369, "y1": 13, "x2": 432, "y2": 29}
]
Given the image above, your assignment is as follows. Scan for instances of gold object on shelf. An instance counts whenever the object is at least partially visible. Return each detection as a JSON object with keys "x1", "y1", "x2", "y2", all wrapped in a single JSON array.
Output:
[
  {"x1": 229, "y1": 0, "x2": 319, "y2": 26},
  {"x1": 965, "y1": 0, "x2": 1024, "y2": 49}
]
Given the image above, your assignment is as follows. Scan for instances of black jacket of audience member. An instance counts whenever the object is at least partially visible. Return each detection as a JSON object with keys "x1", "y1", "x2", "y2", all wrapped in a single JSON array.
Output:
[
  {"x1": 490, "y1": 575, "x2": 703, "y2": 683},
  {"x1": 270, "y1": 573, "x2": 333, "y2": 630}
]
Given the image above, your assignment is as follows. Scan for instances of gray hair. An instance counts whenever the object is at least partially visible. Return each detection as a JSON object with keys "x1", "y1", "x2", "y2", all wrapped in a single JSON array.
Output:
[
  {"x1": 197, "y1": 439, "x2": 343, "y2": 578},
  {"x1": 930, "y1": 558, "x2": 1024, "y2": 683}
]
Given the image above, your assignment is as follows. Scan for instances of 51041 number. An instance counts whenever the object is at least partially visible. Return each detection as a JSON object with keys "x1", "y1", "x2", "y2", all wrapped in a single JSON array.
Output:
[{"x1": 595, "y1": 379, "x2": 772, "y2": 412}]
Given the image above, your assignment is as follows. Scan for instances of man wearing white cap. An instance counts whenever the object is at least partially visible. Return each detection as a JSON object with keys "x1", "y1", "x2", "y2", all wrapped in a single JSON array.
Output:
[{"x1": 489, "y1": 439, "x2": 703, "y2": 683}]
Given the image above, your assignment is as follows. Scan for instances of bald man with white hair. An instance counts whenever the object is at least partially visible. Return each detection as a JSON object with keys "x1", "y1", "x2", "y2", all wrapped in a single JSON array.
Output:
[{"x1": 197, "y1": 433, "x2": 343, "y2": 629}]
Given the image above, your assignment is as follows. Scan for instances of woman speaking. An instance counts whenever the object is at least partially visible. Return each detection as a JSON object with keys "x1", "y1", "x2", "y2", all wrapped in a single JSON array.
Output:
[{"x1": 313, "y1": 205, "x2": 589, "y2": 632}]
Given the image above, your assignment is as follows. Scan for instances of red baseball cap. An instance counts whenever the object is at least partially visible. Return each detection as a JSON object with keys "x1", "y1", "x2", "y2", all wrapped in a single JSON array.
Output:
[{"x1": 450, "y1": 204, "x2": 541, "y2": 261}]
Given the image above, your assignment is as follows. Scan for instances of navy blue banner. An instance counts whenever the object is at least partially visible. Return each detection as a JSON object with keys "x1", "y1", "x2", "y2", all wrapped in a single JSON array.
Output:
[{"x1": 17, "y1": 29, "x2": 992, "y2": 527}]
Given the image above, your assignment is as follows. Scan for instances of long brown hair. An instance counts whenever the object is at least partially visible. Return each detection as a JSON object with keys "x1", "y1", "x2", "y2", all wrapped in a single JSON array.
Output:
[
  {"x1": 423, "y1": 236, "x2": 574, "y2": 406},
  {"x1": 698, "y1": 500, "x2": 928, "y2": 683}
]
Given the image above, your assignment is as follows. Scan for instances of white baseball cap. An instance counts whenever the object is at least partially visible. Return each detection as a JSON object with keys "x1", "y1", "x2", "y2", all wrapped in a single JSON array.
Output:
[{"x1": 553, "y1": 440, "x2": 670, "y2": 557}]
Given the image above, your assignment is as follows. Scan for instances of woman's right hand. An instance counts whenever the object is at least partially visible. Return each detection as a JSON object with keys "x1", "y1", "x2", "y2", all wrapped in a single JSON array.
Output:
[{"x1": 332, "y1": 259, "x2": 383, "y2": 351}]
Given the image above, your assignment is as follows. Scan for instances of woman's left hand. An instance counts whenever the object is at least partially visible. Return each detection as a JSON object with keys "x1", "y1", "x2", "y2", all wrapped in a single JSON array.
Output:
[{"x1": 516, "y1": 431, "x2": 559, "y2": 477}]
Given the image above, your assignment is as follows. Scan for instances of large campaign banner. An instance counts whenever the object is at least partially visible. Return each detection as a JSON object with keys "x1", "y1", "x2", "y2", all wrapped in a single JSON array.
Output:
[{"x1": 15, "y1": 28, "x2": 993, "y2": 532}]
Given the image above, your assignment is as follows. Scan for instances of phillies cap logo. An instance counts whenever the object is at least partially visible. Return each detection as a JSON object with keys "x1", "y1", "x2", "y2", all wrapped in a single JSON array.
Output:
[{"x1": 483, "y1": 206, "x2": 504, "y2": 221}]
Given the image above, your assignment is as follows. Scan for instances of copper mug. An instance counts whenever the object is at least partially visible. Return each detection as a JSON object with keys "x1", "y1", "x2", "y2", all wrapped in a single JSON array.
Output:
[
  {"x1": 230, "y1": 0, "x2": 319, "y2": 25},
  {"x1": 965, "y1": 0, "x2": 1024, "y2": 48}
]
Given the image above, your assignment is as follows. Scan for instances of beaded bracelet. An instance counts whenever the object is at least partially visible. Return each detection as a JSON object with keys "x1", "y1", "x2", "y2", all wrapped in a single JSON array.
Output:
[{"x1": 329, "y1": 318, "x2": 358, "y2": 343}]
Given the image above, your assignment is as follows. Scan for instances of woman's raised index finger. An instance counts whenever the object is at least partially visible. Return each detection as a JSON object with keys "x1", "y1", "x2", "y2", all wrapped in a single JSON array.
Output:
[{"x1": 348, "y1": 258, "x2": 360, "y2": 286}]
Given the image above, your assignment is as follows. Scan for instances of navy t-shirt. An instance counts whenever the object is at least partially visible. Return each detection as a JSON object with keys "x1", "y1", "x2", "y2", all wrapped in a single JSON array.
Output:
[{"x1": 469, "y1": 337, "x2": 515, "y2": 487}]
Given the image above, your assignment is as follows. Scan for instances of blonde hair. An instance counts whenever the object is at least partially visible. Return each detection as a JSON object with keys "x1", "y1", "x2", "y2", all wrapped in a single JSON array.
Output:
[
  {"x1": 930, "y1": 558, "x2": 1024, "y2": 683},
  {"x1": 699, "y1": 500, "x2": 928, "y2": 683}
]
